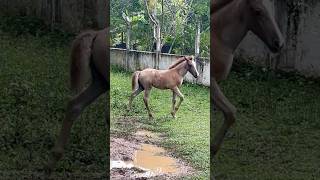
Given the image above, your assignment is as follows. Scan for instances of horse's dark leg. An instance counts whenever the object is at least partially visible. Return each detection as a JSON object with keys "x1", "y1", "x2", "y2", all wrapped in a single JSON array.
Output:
[
  {"x1": 143, "y1": 88, "x2": 153, "y2": 120},
  {"x1": 46, "y1": 76, "x2": 106, "y2": 174},
  {"x1": 127, "y1": 86, "x2": 143, "y2": 111},
  {"x1": 171, "y1": 91, "x2": 177, "y2": 118},
  {"x1": 212, "y1": 78, "x2": 236, "y2": 156}
]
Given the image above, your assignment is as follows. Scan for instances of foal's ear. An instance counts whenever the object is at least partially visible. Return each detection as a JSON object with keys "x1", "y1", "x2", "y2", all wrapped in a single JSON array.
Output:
[{"x1": 188, "y1": 55, "x2": 194, "y2": 61}]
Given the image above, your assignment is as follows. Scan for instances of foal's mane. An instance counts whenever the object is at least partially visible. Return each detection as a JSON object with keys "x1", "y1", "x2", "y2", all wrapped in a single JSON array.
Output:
[
  {"x1": 168, "y1": 57, "x2": 187, "y2": 69},
  {"x1": 211, "y1": 0, "x2": 235, "y2": 12}
]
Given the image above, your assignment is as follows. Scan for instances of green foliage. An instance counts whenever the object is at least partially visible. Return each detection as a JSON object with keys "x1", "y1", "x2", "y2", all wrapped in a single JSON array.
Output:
[
  {"x1": 110, "y1": 0, "x2": 210, "y2": 56},
  {"x1": 110, "y1": 67, "x2": 210, "y2": 179},
  {"x1": 0, "y1": 16, "x2": 47, "y2": 36},
  {"x1": 0, "y1": 16, "x2": 74, "y2": 46}
]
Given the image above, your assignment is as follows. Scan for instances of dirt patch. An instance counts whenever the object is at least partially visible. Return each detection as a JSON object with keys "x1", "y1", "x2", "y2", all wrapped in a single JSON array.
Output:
[
  {"x1": 134, "y1": 130, "x2": 162, "y2": 144},
  {"x1": 135, "y1": 130, "x2": 160, "y2": 139},
  {"x1": 111, "y1": 138, "x2": 140, "y2": 161},
  {"x1": 110, "y1": 129, "x2": 193, "y2": 179}
]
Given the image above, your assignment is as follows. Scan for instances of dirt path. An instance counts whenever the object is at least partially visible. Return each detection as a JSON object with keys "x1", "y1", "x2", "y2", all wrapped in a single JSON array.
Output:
[{"x1": 110, "y1": 117, "x2": 194, "y2": 179}]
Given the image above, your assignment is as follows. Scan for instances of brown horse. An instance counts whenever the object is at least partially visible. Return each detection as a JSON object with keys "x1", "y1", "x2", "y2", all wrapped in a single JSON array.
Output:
[
  {"x1": 45, "y1": 28, "x2": 108, "y2": 173},
  {"x1": 211, "y1": 0, "x2": 284, "y2": 156},
  {"x1": 128, "y1": 56, "x2": 199, "y2": 119}
]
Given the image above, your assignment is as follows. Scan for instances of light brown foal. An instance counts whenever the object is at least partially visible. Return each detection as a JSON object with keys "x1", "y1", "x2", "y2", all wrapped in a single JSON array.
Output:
[
  {"x1": 211, "y1": 0, "x2": 284, "y2": 156},
  {"x1": 45, "y1": 28, "x2": 108, "y2": 174},
  {"x1": 128, "y1": 56, "x2": 199, "y2": 119}
]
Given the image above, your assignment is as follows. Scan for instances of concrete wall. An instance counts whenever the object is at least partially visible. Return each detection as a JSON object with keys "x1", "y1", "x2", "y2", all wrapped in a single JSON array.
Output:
[
  {"x1": 110, "y1": 48, "x2": 210, "y2": 87},
  {"x1": 236, "y1": 0, "x2": 320, "y2": 77},
  {"x1": 0, "y1": 0, "x2": 107, "y2": 33}
]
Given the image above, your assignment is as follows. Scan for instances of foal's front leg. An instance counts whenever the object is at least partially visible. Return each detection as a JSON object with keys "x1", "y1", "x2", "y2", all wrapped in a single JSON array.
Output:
[
  {"x1": 212, "y1": 78, "x2": 236, "y2": 156},
  {"x1": 171, "y1": 91, "x2": 177, "y2": 118},
  {"x1": 45, "y1": 78, "x2": 106, "y2": 174},
  {"x1": 173, "y1": 87, "x2": 184, "y2": 115}
]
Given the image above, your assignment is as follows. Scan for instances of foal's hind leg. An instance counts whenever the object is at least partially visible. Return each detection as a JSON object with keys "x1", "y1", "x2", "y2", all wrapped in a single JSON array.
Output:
[
  {"x1": 143, "y1": 88, "x2": 153, "y2": 120},
  {"x1": 46, "y1": 78, "x2": 106, "y2": 174},
  {"x1": 127, "y1": 86, "x2": 143, "y2": 111},
  {"x1": 212, "y1": 78, "x2": 236, "y2": 156}
]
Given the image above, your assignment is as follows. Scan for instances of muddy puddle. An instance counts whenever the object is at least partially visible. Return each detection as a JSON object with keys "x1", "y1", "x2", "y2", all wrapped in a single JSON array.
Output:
[
  {"x1": 111, "y1": 143, "x2": 178, "y2": 174},
  {"x1": 134, "y1": 143, "x2": 178, "y2": 173},
  {"x1": 110, "y1": 129, "x2": 192, "y2": 179}
]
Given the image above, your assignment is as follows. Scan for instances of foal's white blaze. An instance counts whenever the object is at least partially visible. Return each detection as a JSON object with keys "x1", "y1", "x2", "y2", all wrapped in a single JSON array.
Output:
[{"x1": 192, "y1": 59, "x2": 199, "y2": 78}]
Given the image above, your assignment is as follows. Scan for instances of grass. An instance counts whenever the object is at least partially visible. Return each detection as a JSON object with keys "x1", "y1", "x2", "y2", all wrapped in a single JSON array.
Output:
[
  {"x1": 110, "y1": 67, "x2": 210, "y2": 179},
  {"x1": 0, "y1": 32, "x2": 107, "y2": 178},
  {"x1": 212, "y1": 63, "x2": 320, "y2": 179}
]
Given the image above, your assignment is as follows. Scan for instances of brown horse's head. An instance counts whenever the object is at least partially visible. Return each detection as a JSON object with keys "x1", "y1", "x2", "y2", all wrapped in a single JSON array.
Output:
[
  {"x1": 186, "y1": 56, "x2": 199, "y2": 78},
  {"x1": 246, "y1": 0, "x2": 284, "y2": 53}
]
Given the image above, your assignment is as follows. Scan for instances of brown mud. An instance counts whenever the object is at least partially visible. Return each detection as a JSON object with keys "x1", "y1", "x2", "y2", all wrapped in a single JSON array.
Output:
[{"x1": 110, "y1": 119, "x2": 193, "y2": 179}]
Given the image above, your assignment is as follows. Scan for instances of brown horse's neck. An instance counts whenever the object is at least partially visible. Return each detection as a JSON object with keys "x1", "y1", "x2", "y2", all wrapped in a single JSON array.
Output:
[
  {"x1": 212, "y1": 0, "x2": 248, "y2": 52},
  {"x1": 171, "y1": 61, "x2": 188, "y2": 77}
]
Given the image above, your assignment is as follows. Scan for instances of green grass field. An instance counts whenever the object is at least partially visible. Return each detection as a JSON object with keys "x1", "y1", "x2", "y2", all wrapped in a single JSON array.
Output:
[
  {"x1": 110, "y1": 67, "x2": 210, "y2": 179},
  {"x1": 0, "y1": 33, "x2": 107, "y2": 178},
  {"x1": 212, "y1": 64, "x2": 320, "y2": 179}
]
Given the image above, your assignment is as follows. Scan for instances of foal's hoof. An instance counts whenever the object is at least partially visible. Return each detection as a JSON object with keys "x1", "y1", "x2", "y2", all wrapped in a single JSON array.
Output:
[
  {"x1": 51, "y1": 147, "x2": 64, "y2": 160},
  {"x1": 43, "y1": 163, "x2": 52, "y2": 176},
  {"x1": 171, "y1": 112, "x2": 176, "y2": 119},
  {"x1": 125, "y1": 109, "x2": 130, "y2": 116}
]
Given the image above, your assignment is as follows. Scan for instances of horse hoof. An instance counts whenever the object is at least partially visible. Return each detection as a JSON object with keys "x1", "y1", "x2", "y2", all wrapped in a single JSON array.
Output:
[
  {"x1": 171, "y1": 112, "x2": 176, "y2": 118},
  {"x1": 43, "y1": 163, "x2": 51, "y2": 175},
  {"x1": 126, "y1": 107, "x2": 131, "y2": 113}
]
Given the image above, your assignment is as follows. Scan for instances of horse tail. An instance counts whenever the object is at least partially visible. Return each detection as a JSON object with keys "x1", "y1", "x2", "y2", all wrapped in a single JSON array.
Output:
[
  {"x1": 70, "y1": 30, "x2": 97, "y2": 93},
  {"x1": 131, "y1": 71, "x2": 141, "y2": 91}
]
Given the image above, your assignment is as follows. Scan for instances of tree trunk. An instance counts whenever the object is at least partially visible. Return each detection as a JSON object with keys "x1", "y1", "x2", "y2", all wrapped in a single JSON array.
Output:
[
  {"x1": 155, "y1": 23, "x2": 161, "y2": 69},
  {"x1": 145, "y1": 0, "x2": 161, "y2": 69},
  {"x1": 195, "y1": 20, "x2": 201, "y2": 58},
  {"x1": 122, "y1": 12, "x2": 132, "y2": 70}
]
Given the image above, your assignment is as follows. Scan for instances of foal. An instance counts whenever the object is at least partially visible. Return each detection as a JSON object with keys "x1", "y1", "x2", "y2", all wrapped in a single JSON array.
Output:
[
  {"x1": 211, "y1": 0, "x2": 284, "y2": 156},
  {"x1": 128, "y1": 56, "x2": 199, "y2": 119},
  {"x1": 46, "y1": 28, "x2": 108, "y2": 174}
]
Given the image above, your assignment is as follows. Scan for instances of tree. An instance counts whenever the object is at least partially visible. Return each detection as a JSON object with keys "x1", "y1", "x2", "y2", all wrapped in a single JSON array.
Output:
[
  {"x1": 145, "y1": 0, "x2": 161, "y2": 69},
  {"x1": 110, "y1": 0, "x2": 210, "y2": 57}
]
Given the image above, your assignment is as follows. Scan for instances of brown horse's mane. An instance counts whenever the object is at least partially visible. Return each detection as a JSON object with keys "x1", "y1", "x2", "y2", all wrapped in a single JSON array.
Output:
[
  {"x1": 168, "y1": 57, "x2": 188, "y2": 69},
  {"x1": 211, "y1": 0, "x2": 235, "y2": 13}
]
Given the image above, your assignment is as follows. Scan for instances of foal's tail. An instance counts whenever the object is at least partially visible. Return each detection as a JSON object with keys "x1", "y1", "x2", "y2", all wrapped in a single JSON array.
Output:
[
  {"x1": 70, "y1": 30, "x2": 97, "y2": 93},
  {"x1": 131, "y1": 71, "x2": 141, "y2": 91}
]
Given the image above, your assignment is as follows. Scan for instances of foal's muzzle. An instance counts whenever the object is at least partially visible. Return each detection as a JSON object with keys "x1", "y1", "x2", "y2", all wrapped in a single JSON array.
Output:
[
  {"x1": 271, "y1": 38, "x2": 285, "y2": 53},
  {"x1": 193, "y1": 73, "x2": 199, "y2": 79}
]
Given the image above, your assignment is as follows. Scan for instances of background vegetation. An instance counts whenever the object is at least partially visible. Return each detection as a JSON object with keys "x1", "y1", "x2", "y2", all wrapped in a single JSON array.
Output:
[{"x1": 110, "y1": 0, "x2": 210, "y2": 57}]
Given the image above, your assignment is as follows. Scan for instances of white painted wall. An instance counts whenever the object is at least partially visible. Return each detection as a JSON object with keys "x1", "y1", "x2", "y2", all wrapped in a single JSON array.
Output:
[{"x1": 236, "y1": 0, "x2": 320, "y2": 77}]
